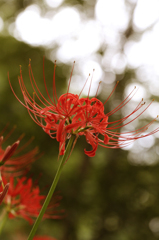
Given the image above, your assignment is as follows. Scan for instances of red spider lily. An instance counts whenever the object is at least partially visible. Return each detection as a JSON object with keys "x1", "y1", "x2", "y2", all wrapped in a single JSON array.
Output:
[
  {"x1": 0, "y1": 131, "x2": 40, "y2": 178},
  {"x1": 8, "y1": 59, "x2": 159, "y2": 157},
  {"x1": 0, "y1": 177, "x2": 64, "y2": 224}
]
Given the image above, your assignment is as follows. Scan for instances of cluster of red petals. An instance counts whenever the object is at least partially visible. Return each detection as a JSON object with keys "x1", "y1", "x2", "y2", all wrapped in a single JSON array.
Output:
[
  {"x1": 9, "y1": 59, "x2": 159, "y2": 157},
  {"x1": 0, "y1": 177, "x2": 44, "y2": 223},
  {"x1": 0, "y1": 177, "x2": 63, "y2": 224},
  {"x1": 39, "y1": 94, "x2": 109, "y2": 157}
]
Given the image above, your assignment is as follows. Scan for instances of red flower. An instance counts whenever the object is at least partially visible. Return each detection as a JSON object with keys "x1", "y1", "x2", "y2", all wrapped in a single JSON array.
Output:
[
  {"x1": 0, "y1": 177, "x2": 63, "y2": 224},
  {"x1": 0, "y1": 131, "x2": 40, "y2": 179},
  {"x1": 9, "y1": 59, "x2": 159, "y2": 157}
]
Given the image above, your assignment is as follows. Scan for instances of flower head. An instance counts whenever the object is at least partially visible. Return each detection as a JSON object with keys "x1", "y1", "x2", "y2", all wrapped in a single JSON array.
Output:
[
  {"x1": 9, "y1": 59, "x2": 159, "y2": 157},
  {"x1": 0, "y1": 177, "x2": 63, "y2": 224}
]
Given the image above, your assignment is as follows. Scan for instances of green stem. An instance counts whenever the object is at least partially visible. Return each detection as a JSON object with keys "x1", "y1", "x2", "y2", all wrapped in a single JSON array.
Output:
[
  {"x1": 27, "y1": 135, "x2": 76, "y2": 240},
  {"x1": 0, "y1": 210, "x2": 7, "y2": 235}
]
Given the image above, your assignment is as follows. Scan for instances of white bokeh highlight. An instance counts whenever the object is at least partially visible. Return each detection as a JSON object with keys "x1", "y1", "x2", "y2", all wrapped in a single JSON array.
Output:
[
  {"x1": 95, "y1": 0, "x2": 129, "y2": 31},
  {"x1": 0, "y1": 17, "x2": 4, "y2": 32},
  {"x1": 45, "y1": 0, "x2": 64, "y2": 8},
  {"x1": 133, "y1": 0, "x2": 159, "y2": 30},
  {"x1": 56, "y1": 20, "x2": 102, "y2": 63},
  {"x1": 14, "y1": 5, "x2": 81, "y2": 46}
]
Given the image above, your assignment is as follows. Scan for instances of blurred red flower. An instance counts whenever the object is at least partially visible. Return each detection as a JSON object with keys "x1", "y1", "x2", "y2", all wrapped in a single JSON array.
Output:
[
  {"x1": 9, "y1": 59, "x2": 159, "y2": 157},
  {"x1": 0, "y1": 131, "x2": 40, "y2": 179},
  {"x1": 0, "y1": 177, "x2": 64, "y2": 224}
]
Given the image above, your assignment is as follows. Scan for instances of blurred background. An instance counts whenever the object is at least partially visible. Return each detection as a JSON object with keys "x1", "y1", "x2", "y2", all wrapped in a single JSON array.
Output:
[{"x1": 1, "y1": 0, "x2": 159, "y2": 239}]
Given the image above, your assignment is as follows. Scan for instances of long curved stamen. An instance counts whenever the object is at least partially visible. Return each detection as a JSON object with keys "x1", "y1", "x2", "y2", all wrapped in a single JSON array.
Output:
[
  {"x1": 107, "y1": 100, "x2": 154, "y2": 130},
  {"x1": 42, "y1": 57, "x2": 55, "y2": 105},
  {"x1": 95, "y1": 81, "x2": 102, "y2": 98},
  {"x1": 103, "y1": 81, "x2": 119, "y2": 106},
  {"x1": 28, "y1": 60, "x2": 53, "y2": 107},
  {"x1": 87, "y1": 69, "x2": 95, "y2": 99},
  {"x1": 52, "y1": 60, "x2": 58, "y2": 104},
  {"x1": 106, "y1": 86, "x2": 137, "y2": 117},
  {"x1": 67, "y1": 61, "x2": 75, "y2": 95}
]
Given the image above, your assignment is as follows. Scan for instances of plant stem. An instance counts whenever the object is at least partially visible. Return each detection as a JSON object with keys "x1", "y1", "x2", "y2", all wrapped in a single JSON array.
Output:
[
  {"x1": 27, "y1": 135, "x2": 75, "y2": 240},
  {"x1": 0, "y1": 210, "x2": 7, "y2": 235}
]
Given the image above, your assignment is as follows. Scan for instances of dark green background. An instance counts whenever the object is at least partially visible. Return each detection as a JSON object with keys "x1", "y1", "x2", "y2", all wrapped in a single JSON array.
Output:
[{"x1": 0, "y1": 1, "x2": 159, "y2": 240}]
